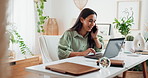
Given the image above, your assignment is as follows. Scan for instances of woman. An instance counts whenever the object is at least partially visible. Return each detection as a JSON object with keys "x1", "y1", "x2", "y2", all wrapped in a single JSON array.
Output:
[{"x1": 58, "y1": 8, "x2": 104, "y2": 59}]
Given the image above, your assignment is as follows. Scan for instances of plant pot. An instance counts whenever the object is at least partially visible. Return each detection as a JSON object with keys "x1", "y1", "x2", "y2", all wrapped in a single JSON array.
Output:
[
  {"x1": 124, "y1": 41, "x2": 133, "y2": 52},
  {"x1": 8, "y1": 43, "x2": 16, "y2": 59}
]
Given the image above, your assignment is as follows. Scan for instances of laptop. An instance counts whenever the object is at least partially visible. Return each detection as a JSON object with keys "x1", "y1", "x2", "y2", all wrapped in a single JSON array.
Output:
[{"x1": 85, "y1": 38, "x2": 125, "y2": 59}]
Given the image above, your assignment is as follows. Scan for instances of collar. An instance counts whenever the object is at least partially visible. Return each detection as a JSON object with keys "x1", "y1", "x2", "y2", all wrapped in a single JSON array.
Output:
[{"x1": 73, "y1": 31, "x2": 89, "y2": 38}]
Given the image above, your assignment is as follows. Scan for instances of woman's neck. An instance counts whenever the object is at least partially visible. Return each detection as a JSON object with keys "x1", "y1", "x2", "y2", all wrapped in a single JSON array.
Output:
[{"x1": 78, "y1": 28, "x2": 87, "y2": 37}]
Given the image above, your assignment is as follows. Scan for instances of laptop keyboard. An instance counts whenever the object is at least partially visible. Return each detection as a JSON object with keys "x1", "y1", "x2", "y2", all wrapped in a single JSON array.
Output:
[
  {"x1": 95, "y1": 53, "x2": 103, "y2": 57},
  {"x1": 85, "y1": 53, "x2": 103, "y2": 59}
]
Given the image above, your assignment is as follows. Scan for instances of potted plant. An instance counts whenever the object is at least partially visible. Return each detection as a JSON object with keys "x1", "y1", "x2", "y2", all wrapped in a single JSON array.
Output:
[
  {"x1": 113, "y1": 8, "x2": 134, "y2": 37},
  {"x1": 6, "y1": 23, "x2": 34, "y2": 58},
  {"x1": 124, "y1": 35, "x2": 134, "y2": 52}
]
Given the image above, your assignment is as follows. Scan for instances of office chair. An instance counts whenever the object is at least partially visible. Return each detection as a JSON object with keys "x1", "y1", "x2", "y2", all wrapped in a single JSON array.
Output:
[{"x1": 39, "y1": 35, "x2": 61, "y2": 63}]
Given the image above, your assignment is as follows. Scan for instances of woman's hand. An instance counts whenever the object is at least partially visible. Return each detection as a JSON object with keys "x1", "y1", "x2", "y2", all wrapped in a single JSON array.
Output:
[
  {"x1": 91, "y1": 26, "x2": 98, "y2": 39},
  {"x1": 69, "y1": 48, "x2": 96, "y2": 57},
  {"x1": 91, "y1": 26, "x2": 102, "y2": 49},
  {"x1": 82, "y1": 48, "x2": 96, "y2": 56}
]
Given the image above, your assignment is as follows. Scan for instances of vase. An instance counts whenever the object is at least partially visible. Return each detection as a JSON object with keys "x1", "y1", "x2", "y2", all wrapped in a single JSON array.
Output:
[
  {"x1": 43, "y1": 18, "x2": 59, "y2": 35},
  {"x1": 133, "y1": 33, "x2": 145, "y2": 50},
  {"x1": 8, "y1": 50, "x2": 15, "y2": 59},
  {"x1": 8, "y1": 43, "x2": 16, "y2": 59}
]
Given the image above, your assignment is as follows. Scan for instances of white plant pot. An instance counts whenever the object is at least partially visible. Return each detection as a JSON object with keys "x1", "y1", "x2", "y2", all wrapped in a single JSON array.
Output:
[{"x1": 124, "y1": 41, "x2": 133, "y2": 52}]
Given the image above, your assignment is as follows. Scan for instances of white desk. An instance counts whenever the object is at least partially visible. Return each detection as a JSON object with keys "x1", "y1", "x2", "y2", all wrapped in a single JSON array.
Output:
[
  {"x1": 112, "y1": 53, "x2": 148, "y2": 69},
  {"x1": 110, "y1": 52, "x2": 148, "y2": 78},
  {"x1": 26, "y1": 53, "x2": 148, "y2": 78}
]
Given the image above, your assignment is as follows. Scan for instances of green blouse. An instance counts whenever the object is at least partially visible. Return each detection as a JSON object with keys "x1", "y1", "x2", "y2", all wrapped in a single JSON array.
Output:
[{"x1": 58, "y1": 30, "x2": 104, "y2": 59}]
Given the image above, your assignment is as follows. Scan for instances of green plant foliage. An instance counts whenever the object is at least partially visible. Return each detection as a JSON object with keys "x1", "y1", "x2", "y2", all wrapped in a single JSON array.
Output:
[
  {"x1": 13, "y1": 30, "x2": 34, "y2": 56},
  {"x1": 126, "y1": 35, "x2": 134, "y2": 41},
  {"x1": 6, "y1": 24, "x2": 34, "y2": 56},
  {"x1": 35, "y1": 0, "x2": 49, "y2": 33},
  {"x1": 113, "y1": 8, "x2": 134, "y2": 37}
]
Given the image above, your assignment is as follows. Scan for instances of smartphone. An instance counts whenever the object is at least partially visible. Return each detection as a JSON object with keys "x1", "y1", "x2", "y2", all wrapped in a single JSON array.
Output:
[{"x1": 92, "y1": 26, "x2": 97, "y2": 33}]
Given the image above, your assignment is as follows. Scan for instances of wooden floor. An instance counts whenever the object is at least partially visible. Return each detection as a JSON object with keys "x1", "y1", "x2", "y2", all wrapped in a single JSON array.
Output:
[{"x1": 10, "y1": 71, "x2": 145, "y2": 78}]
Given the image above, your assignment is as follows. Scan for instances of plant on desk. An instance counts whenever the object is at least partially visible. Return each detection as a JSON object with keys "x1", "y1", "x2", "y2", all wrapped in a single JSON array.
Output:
[
  {"x1": 124, "y1": 35, "x2": 134, "y2": 52},
  {"x1": 6, "y1": 23, "x2": 34, "y2": 58},
  {"x1": 113, "y1": 8, "x2": 134, "y2": 37}
]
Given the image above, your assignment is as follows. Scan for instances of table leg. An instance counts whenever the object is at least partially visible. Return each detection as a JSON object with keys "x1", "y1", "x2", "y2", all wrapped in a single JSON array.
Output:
[
  {"x1": 142, "y1": 61, "x2": 148, "y2": 78},
  {"x1": 123, "y1": 71, "x2": 127, "y2": 78}
]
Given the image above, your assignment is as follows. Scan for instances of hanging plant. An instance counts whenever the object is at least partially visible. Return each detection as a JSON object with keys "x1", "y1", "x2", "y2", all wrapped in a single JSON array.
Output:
[
  {"x1": 35, "y1": 0, "x2": 49, "y2": 33},
  {"x1": 6, "y1": 23, "x2": 34, "y2": 56}
]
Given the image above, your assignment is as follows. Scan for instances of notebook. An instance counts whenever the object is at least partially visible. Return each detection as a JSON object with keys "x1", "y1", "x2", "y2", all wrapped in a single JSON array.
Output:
[
  {"x1": 45, "y1": 62, "x2": 100, "y2": 76},
  {"x1": 85, "y1": 38, "x2": 125, "y2": 59}
]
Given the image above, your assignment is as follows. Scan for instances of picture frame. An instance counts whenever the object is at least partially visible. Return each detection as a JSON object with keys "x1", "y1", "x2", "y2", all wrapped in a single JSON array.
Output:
[
  {"x1": 96, "y1": 23, "x2": 111, "y2": 36},
  {"x1": 116, "y1": 0, "x2": 141, "y2": 30}
]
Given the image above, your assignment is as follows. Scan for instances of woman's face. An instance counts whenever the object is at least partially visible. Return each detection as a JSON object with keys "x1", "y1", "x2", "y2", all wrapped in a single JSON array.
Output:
[{"x1": 80, "y1": 14, "x2": 97, "y2": 32}]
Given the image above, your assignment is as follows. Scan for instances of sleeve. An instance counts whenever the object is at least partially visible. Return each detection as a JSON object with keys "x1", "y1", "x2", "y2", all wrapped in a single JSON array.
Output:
[
  {"x1": 58, "y1": 31, "x2": 74, "y2": 59},
  {"x1": 94, "y1": 35, "x2": 104, "y2": 52}
]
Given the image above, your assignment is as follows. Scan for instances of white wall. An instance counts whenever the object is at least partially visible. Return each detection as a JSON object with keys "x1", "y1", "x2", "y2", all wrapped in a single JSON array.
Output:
[
  {"x1": 141, "y1": 0, "x2": 148, "y2": 31},
  {"x1": 44, "y1": 0, "x2": 148, "y2": 37}
]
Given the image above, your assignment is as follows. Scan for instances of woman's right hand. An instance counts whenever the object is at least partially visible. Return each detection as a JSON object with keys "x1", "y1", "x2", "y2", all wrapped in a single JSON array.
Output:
[{"x1": 82, "y1": 48, "x2": 96, "y2": 56}]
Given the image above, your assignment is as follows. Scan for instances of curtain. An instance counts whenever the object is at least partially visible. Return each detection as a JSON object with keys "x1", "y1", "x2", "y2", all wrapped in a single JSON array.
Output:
[{"x1": 8, "y1": 0, "x2": 36, "y2": 55}]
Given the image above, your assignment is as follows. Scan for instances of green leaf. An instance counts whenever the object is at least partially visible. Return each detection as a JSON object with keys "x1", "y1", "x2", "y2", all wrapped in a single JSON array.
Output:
[
  {"x1": 41, "y1": 29, "x2": 45, "y2": 32},
  {"x1": 112, "y1": 9, "x2": 134, "y2": 36},
  {"x1": 39, "y1": 16, "x2": 44, "y2": 20},
  {"x1": 37, "y1": 22, "x2": 40, "y2": 25},
  {"x1": 39, "y1": 11, "x2": 43, "y2": 16},
  {"x1": 37, "y1": 29, "x2": 41, "y2": 33},
  {"x1": 35, "y1": 0, "x2": 49, "y2": 33},
  {"x1": 40, "y1": 4, "x2": 44, "y2": 9},
  {"x1": 40, "y1": 26, "x2": 43, "y2": 28},
  {"x1": 37, "y1": 9, "x2": 41, "y2": 13},
  {"x1": 43, "y1": 0, "x2": 47, "y2": 2}
]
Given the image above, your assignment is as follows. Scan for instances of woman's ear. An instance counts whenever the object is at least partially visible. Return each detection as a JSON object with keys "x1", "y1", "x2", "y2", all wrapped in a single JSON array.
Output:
[{"x1": 80, "y1": 17, "x2": 84, "y2": 23}]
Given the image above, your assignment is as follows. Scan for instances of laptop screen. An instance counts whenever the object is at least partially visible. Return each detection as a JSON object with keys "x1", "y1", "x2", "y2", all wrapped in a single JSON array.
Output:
[{"x1": 103, "y1": 38, "x2": 125, "y2": 58}]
